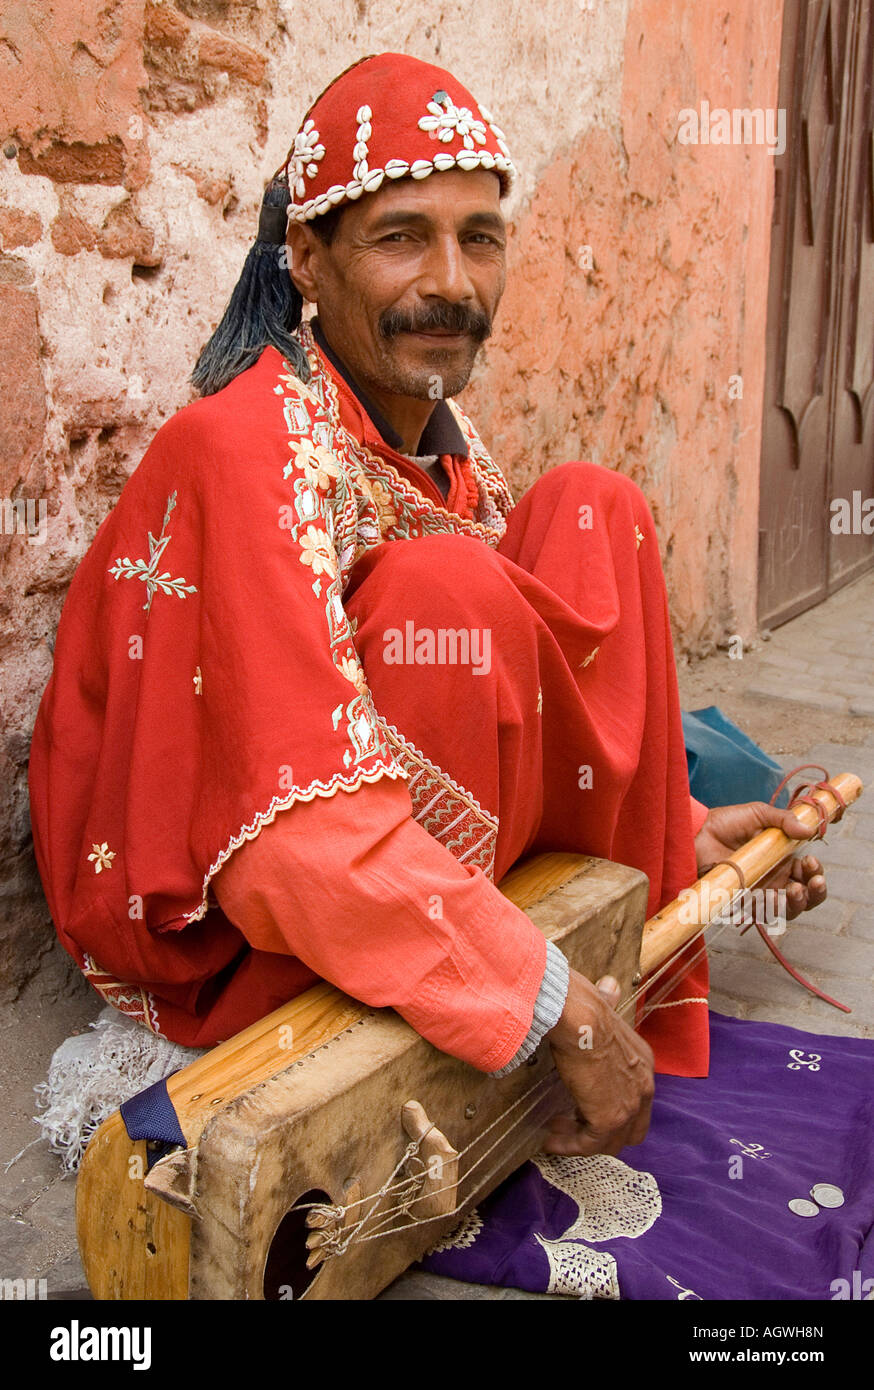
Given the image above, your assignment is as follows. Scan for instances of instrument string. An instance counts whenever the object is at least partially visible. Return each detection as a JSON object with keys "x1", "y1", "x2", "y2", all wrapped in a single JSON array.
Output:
[
  {"x1": 306, "y1": 912, "x2": 745, "y2": 1259},
  {"x1": 339, "y1": 908, "x2": 751, "y2": 1242},
  {"x1": 301, "y1": 896, "x2": 776, "y2": 1262},
  {"x1": 301, "y1": 1066, "x2": 561, "y2": 1223},
  {"x1": 303, "y1": 807, "x2": 843, "y2": 1265},
  {"x1": 618, "y1": 865, "x2": 794, "y2": 1023},
  {"x1": 308, "y1": 1069, "x2": 563, "y2": 1258}
]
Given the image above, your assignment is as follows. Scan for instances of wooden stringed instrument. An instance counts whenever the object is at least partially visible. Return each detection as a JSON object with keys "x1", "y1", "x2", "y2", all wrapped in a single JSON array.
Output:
[{"x1": 76, "y1": 772, "x2": 861, "y2": 1300}]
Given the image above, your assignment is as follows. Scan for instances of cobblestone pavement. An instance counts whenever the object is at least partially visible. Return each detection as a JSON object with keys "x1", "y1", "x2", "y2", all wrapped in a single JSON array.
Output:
[
  {"x1": 2, "y1": 573, "x2": 872, "y2": 1300},
  {"x1": 704, "y1": 575, "x2": 874, "y2": 1042}
]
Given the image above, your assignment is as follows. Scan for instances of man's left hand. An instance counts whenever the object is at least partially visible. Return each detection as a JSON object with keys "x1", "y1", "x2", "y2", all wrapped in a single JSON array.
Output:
[{"x1": 694, "y1": 802, "x2": 827, "y2": 921}]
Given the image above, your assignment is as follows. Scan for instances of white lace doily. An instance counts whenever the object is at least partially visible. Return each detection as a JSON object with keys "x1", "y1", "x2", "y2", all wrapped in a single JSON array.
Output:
[
  {"x1": 533, "y1": 1153, "x2": 662, "y2": 1241},
  {"x1": 32, "y1": 1007, "x2": 205, "y2": 1172}
]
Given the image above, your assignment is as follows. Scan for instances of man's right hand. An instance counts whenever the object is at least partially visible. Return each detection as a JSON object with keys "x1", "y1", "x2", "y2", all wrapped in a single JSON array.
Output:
[{"x1": 542, "y1": 968, "x2": 654, "y2": 1157}]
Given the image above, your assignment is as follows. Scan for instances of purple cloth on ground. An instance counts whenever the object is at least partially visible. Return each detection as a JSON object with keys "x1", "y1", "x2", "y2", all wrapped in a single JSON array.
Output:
[{"x1": 420, "y1": 1012, "x2": 874, "y2": 1299}]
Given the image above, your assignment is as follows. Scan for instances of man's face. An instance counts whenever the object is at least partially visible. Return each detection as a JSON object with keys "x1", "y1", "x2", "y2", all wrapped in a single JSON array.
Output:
[{"x1": 288, "y1": 168, "x2": 507, "y2": 402}]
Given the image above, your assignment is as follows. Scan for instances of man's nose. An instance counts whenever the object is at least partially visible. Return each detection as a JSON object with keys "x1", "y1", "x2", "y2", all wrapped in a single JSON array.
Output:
[{"x1": 418, "y1": 237, "x2": 476, "y2": 302}]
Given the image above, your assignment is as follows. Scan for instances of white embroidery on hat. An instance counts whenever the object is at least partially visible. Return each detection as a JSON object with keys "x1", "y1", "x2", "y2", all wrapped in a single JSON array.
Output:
[
  {"x1": 418, "y1": 91, "x2": 487, "y2": 150},
  {"x1": 478, "y1": 106, "x2": 513, "y2": 161},
  {"x1": 353, "y1": 104, "x2": 372, "y2": 181},
  {"x1": 290, "y1": 118, "x2": 326, "y2": 200},
  {"x1": 287, "y1": 95, "x2": 514, "y2": 222}
]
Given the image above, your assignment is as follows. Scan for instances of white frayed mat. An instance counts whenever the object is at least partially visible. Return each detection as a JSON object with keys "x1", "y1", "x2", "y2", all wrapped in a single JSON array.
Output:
[{"x1": 32, "y1": 1007, "x2": 206, "y2": 1173}]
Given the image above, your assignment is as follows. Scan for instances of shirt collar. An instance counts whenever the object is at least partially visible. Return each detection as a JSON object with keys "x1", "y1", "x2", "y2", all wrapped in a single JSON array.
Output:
[{"x1": 310, "y1": 317, "x2": 469, "y2": 459}]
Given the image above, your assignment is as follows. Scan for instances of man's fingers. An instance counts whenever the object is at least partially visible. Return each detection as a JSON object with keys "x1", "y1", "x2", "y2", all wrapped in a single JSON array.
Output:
[
  {"x1": 594, "y1": 974, "x2": 621, "y2": 1009},
  {"x1": 545, "y1": 1088, "x2": 652, "y2": 1155},
  {"x1": 790, "y1": 855, "x2": 823, "y2": 882},
  {"x1": 547, "y1": 1111, "x2": 583, "y2": 1137},
  {"x1": 806, "y1": 874, "x2": 827, "y2": 906},
  {"x1": 542, "y1": 1130, "x2": 604, "y2": 1157},
  {"x1": 546, "y1": 969, "x2": 656, "y2": 1160},
  {"x1": 783, "y1": 874, "x2": 828, "y2": 920},
  {"x1": 754, "y1": 802, "x2": 814, "y2": 841},
  {"x1": 627, "y1": 1094, "x2": 654, "y2": 1147},
  {"x1": 542, "y1": 1116, "x2": 644, "y2": 1158},
  {"x1": 542, "y1": 1124, "x2": 621, "y2": 1158},
  {"x1": 781, "y1": 855, "x2": 828, "y2": 918}
]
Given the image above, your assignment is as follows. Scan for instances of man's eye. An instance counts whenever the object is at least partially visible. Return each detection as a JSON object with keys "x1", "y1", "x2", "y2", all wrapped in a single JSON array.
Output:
[{"x1": 467, "y1": 233, "x2": 503, "y2": 247}]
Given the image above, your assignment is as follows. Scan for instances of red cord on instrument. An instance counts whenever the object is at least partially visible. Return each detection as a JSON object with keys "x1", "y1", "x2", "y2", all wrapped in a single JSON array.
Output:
[
  {"x1": 748, "y1": 763, "x2": 852, "y2": 1013},
  {"x1": 769, "y1": 763, "x2": 848, "y2": 838},
  {"x1": 753, "y1": 921, "x2": 852, "y2": 1013}
]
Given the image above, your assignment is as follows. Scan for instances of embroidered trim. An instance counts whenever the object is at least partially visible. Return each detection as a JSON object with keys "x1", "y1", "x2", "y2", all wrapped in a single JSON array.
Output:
[
  {"x1": 381, "y1": 722, "x2": 499, "y2": 878},
  {"x1": 183, "y1": 764, "x2": 409, "y2": 926},
  {"x1": 445, "y1": 395, "x2": 517, "y2": 531},
  {"x1": 294, "y1": 323, "x2": 513, "y2": 547},
  {"x1": 82, "y1": 954, "x2": 160, "y2": 1034},
  {"x1": 275, "y1": 327, "x2": 515, "y2": 786}
]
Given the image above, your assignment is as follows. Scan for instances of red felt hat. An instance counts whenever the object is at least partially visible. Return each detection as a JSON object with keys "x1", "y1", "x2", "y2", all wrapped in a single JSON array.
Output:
[{"x1": 283, "y1": 52, "x2": 515, "y2": 224}]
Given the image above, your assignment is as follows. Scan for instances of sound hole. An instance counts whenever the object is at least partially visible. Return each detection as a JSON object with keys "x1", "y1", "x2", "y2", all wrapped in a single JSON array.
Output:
[{"x1": 263, "y1": 1189, "x2": 333, "y2": 1301}]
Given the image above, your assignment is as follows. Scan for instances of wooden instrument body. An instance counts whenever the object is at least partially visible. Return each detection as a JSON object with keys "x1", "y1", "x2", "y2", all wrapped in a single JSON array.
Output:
[{"x1": 78, "y1": 853, "x2": 648, "y2": 1301}]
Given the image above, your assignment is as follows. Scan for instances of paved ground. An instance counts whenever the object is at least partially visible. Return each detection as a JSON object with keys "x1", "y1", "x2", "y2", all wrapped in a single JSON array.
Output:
[
  {"x1": 1, "y1": 571, "x2": 872, "y2": 1300},
  {"x1": 687, "y1": 575, "x2": 874, "y2": 1041}
]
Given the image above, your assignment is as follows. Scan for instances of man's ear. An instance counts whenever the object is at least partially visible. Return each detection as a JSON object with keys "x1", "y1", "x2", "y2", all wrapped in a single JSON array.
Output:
[{"x1": 285, "y1": 222, "x2": 322, "y2": 304}]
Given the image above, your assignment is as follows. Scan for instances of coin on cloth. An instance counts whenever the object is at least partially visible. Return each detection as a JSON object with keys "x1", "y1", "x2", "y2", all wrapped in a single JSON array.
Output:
[
  {"x1": 810, "y1": 1183, "x2": 845, "y2": 1208},
  {"x1": 788, "y1": 1198, "x2": 820, "y2": 1218}
]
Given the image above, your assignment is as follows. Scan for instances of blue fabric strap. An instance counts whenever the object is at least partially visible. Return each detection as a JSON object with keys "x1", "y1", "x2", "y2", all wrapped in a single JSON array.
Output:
[{"x1": 120, "y1": 1075, "x2": 187, "y2": 1170}]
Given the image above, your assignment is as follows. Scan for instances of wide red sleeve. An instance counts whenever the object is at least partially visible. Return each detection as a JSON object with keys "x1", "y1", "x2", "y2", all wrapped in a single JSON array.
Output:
[{"x1": 211, "y1": 776, "x2": 547, "y2": 1073}]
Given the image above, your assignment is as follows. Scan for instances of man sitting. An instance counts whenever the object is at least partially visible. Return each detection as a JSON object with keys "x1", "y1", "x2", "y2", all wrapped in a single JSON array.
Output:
[{"x1": 29, "y1": 52, "x2": 826, "y2": 1165}]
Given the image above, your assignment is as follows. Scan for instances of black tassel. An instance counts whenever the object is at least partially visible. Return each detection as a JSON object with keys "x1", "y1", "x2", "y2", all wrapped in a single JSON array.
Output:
[{"x1": 190, "y1": 175, "x2": 310, "y2": 397}]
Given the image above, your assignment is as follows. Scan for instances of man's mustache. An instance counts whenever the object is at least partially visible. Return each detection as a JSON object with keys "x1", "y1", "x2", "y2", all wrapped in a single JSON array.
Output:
[{"x1": 378, "y1": 302, "x2": 492, "y2": 342}]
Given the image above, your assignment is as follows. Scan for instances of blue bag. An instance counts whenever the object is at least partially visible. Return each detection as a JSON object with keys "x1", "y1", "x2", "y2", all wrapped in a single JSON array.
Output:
[{"x1": 682, "y1": 706, "x2": 789, "y2": 809}]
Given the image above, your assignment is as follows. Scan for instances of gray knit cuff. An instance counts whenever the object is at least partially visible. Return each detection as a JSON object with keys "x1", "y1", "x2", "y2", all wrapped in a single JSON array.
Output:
[{"x1": 488, "y1": 940, "x2": 570, "y2": 1077}]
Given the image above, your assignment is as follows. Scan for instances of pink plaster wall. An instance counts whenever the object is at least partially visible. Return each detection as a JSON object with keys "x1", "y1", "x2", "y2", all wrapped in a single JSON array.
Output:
[{"x1": 463, "y1": 0, "x2": 783, "y2": 652}]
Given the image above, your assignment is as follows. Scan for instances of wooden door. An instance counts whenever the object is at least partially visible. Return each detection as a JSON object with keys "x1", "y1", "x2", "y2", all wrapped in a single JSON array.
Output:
[
  {"x1": 828, "y1": 0, "x2": 874, "y2": 590},
  {"x1": 758, "y1": 0, "x2": 874, "y2": 629}
]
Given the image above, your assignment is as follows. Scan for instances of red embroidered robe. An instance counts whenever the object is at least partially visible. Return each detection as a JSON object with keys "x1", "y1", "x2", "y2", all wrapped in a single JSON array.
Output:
[{"x1": 28, "y1": 322, "x2": 709, "y2": 1072}]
